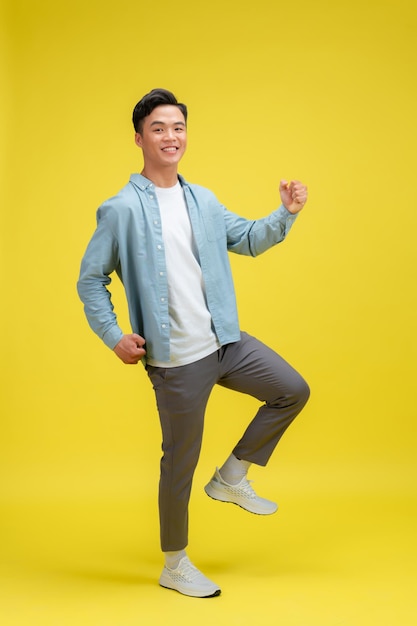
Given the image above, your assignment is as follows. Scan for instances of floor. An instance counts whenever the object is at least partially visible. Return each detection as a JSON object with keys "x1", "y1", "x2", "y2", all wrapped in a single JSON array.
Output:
[{"x1": 1, "y1": 462, "x2": 416, "y2": 626}]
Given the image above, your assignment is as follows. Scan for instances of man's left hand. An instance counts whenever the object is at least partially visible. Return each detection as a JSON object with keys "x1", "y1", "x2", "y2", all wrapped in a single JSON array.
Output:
[{"x1": 279, "y1": 180, "x2": 308, "y2": 214}]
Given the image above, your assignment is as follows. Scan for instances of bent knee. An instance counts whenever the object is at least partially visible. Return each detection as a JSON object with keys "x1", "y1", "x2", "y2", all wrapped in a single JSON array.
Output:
[
  {"x1": 286, "y1": 375, "x2": 310, "y2": 407},
  {"x1": 268, "y1": 375, "x2": 310, "y2": 409},
  {"x1": 298, "y1": 378, "x2": 310, "y2": 406}
]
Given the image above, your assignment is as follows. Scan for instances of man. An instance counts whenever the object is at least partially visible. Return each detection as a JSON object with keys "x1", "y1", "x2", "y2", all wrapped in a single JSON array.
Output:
[{"x1": 77, "y1": 88, "x2": 310, "y2": 598}]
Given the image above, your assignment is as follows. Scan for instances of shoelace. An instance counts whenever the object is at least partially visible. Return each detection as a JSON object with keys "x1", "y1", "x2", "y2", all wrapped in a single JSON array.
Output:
[
  {"x1": 176, "y1": 558, "x2": 203, "y2": 582},
  {"x1": 237, "y1": 478, "x2": 257, "y2": 499}
]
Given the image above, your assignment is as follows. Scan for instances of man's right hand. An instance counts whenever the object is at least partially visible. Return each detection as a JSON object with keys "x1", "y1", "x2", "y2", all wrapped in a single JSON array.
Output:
[{"x1": 113, "y1": 334, "x2": 146, "y2": 364}]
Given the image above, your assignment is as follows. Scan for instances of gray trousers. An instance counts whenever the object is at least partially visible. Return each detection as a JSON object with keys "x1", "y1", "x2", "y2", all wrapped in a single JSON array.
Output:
[{"x1": 146, "y1": 331, "x2": 310, "y2": 552}]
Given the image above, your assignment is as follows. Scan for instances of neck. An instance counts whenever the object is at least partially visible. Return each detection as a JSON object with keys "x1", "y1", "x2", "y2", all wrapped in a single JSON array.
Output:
[{"x1": 141, "y1": 165, "x2": 179, "y2": 188}]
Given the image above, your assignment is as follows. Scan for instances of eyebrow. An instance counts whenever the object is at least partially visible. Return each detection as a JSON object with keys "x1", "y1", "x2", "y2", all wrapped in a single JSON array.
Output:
[{"x1": 149, "y1": 120, "x2": 186, "y2": 127}]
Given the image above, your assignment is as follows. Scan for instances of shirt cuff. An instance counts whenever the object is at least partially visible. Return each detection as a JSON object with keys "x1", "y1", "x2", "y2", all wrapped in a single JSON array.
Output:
[{"x1": 102, "y1": 326, "x2": 124, "y2": 350}]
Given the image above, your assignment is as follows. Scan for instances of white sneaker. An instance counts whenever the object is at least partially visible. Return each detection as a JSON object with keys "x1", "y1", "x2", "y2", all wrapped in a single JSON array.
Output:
[
  {"x1": 204, "y1": 468, "x2": 278, "y2": 515},
  {"x1": 159, "y1": 556, "x2": 221, "y2": 598}
]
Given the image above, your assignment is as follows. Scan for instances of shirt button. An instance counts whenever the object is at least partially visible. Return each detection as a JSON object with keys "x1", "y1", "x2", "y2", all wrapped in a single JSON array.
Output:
[
  {"x1": 161, "y1": 324, "x2": 167, "y2": 329},
  {"x1": 149, "y1": 195, "x2": 154, "y2": 199},
  {"x1": 159, "y1": 271, "x2": 164, "y2": 276},
  {"x1": 157, "y1": 245, "x2": 162, "y2": 250},
  {"x1": 154, "y1": 220, "x2": 159, "y2": 225},
  {"x1": 161, "y1": 297, "x2": 165, "y2": 302}
]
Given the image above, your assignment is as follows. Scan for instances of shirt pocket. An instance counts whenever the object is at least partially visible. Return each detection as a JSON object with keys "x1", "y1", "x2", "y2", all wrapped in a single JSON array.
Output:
[{"x1": 202, "y1": 211, "x2": 226, "y2": 242}]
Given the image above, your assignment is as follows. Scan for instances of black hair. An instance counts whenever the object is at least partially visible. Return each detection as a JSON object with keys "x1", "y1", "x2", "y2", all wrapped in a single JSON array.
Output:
[{"x1": 132, "y1": 88, "x2": 188, "y2": 133}]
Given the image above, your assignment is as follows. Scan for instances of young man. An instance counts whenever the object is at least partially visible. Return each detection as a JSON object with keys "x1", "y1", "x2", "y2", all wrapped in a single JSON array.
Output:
[{"x1": 77, "y1": 88, "x2": 310, "y2": 598}]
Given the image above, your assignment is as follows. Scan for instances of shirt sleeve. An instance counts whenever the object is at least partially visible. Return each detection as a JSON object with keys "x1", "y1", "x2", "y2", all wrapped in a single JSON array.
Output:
[
  {"x1": 225, "y1": 204, "x2": 298, "y2": 256},
  {"x1": 77, "y1": 205, "x2": 124, "y2": 349}
]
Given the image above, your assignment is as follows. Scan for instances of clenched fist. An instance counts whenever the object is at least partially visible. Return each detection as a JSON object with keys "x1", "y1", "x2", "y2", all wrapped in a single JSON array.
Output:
[
  {"x1": 279, "y1": 180, "x2": 308, "y2": 214},
  {"x1": 114, "y1": 333, "x2": 146, "y2": 364}
]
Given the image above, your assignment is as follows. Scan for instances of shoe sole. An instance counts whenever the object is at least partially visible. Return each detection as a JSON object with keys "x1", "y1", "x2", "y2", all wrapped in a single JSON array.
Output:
[
  {"x1": 204, "y1": 484, "x2": 278, "y2": 515},
  {"x1": 159, "y1": 581, "x2": 221, "y2": 598}
]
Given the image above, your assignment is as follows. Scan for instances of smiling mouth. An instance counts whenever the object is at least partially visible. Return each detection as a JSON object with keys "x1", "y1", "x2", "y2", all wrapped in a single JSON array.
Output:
[{"x1": 162, "y1": 147, "x2": 178, "y2": 153}]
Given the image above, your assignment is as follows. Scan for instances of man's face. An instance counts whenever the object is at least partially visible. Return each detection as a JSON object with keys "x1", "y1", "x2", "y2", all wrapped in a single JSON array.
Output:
[{"x1": 135, "y1": 105, "x2": 187, "y2": 169}]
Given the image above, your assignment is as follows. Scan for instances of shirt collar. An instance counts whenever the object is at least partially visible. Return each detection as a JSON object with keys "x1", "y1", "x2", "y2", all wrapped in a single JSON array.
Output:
[{"x1": 129, "y1": 173, "x2": 187, "y2": 191}]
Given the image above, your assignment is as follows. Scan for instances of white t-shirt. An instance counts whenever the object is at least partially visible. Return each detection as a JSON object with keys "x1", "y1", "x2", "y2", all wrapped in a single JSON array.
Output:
[{"x1": 146, "y1": 182, "x2": 220, "y2": 367}]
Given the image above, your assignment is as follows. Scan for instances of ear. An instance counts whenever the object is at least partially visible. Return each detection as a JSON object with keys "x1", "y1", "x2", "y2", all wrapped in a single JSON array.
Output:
[{"x1": 135, "y1": 132, "x2": 143, "y2": 148}]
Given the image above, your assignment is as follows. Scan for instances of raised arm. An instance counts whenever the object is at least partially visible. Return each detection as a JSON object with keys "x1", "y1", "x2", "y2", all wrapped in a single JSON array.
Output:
[{"x1": 225, "y1": 179, "x2": 308, "y2": 256}]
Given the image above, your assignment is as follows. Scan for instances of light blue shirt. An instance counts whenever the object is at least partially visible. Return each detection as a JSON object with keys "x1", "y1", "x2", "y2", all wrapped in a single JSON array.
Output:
[{"x1": 77, "y1": 173, "x2": 298, "y2": 363}]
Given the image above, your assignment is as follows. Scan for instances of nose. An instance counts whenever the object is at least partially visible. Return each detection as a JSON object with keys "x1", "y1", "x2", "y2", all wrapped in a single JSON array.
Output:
[{"x1": 164, "y1": 128, "x2": 176, "y2": 141}]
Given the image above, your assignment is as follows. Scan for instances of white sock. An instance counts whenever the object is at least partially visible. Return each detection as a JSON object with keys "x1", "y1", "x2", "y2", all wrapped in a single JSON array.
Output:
[
  {"x1": 219, "y1": 453, "x2": 251, "y2": 485},
  {"x1": 164, "y1": 549, "x2": 186, "y2": 569}
]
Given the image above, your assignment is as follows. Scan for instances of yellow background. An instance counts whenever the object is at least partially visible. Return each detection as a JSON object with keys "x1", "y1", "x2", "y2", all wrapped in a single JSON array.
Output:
[{"x1": 1, "y1": 0, "x2": 416, "y2": 624}]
